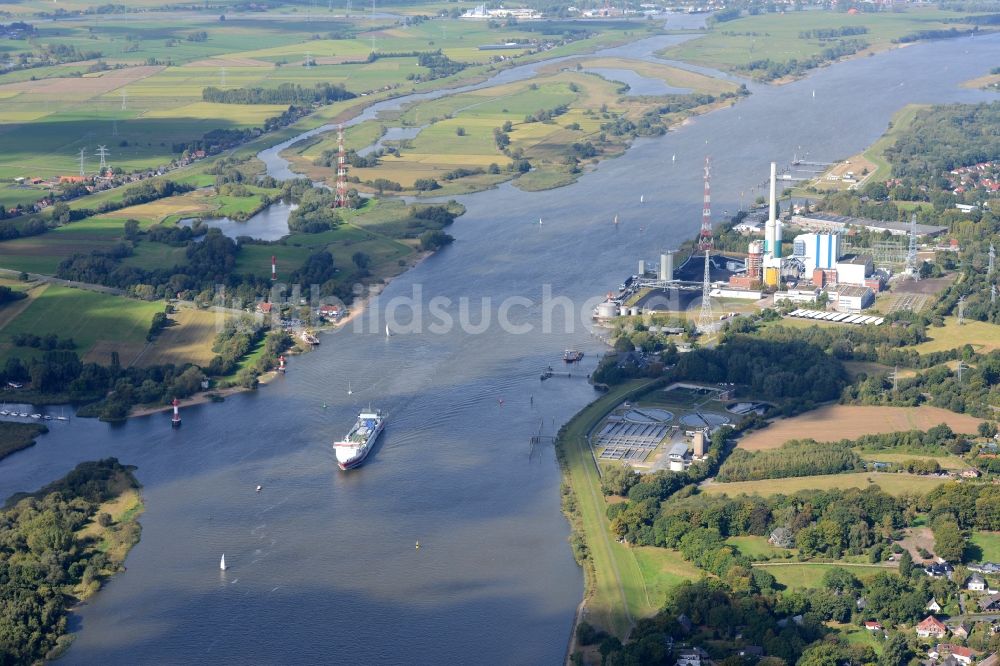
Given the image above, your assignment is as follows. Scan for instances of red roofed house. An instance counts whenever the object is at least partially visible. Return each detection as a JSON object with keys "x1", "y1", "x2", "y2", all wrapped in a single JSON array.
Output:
[
  {"x1": 864, "y1": 621, "x2": 883, "y2": 632},
  {"x1": 318, "y1": 304, "x2": 341, "y2": 319},
  {"x1": 256, "y1": 302, "x2": 273, "y2": 315},
  {"x1": 917, "y1": 616, "x2": 948, "y2": 639},
  {"x1": 938, "y1": 645, "x2": 977, "y2": 665}
]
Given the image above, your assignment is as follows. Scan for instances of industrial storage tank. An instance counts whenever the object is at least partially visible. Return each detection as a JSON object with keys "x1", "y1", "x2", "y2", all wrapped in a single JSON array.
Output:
[
  {"x1": 630, "y1": 306, "x2": 640, "y2": 316},
  {"x1": 596, "y1": 301, "x2": 619, "y2": 320},
  {"x1": 764, "y1": 266, "x2": 780, "y2": 287},
  {"x1": 692, "y1": 431, "x2": 705, "y2": 457}
]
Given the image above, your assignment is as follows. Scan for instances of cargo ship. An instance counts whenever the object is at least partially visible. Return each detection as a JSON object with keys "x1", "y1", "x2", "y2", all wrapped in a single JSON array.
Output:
[{"x1": 334, "y1": 409, "x2": 385, "y2": 470}]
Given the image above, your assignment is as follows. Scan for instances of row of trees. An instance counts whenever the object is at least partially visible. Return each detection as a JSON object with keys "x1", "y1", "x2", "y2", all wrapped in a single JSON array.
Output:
[
  {"x1": 716, "y1": 439, "x2": 863, "y2": 482},
  {"x1": 202, "y1": 82, "x2": 354, "y2": 105}
]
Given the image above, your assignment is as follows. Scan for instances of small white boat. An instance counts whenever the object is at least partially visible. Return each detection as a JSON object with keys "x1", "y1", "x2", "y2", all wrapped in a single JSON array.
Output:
[
  {"x1": 613, "y1": 214, "x2": 619, "y2": 226},
  {"x1": 0, "y1": 410, "x2": 8, "y2": 416},
  {"x1": 18, "y1": 412, "x2": 28, "y2": 417},
  {"x1": 56, "y1": 416, "x2": 69, "y2": 421},
  {"x1": 220, "y1": 554, "x2": 227, "y2": 571},
  {"x1": 30, "y1": 414, "x2": 41, "y2": 419},
  {"x1": 639, "y1": 195, "x2": 644, "y2": 203},
  {"x1": 255, "y1": 485, "x2": 262, "y2": 493},
  {"x1": 384, "y1": 324, "x2": 390, "y2": 338},
  {"x1": 671, "y1": 154, "x2": 676, "y2": 162},
  {"x1": 538, "y1": 217, "x2": 543, "y2": 225},
  {"x1": 347, "y1": 381, "x2": 353, "y2": 396},
  {"x1": 812, "y1": 89, "x2": 816, "y2": 98}
]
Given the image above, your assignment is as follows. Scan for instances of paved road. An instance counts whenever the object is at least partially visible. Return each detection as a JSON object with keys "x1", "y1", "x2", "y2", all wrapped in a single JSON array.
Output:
[{"x1": 0, "y1": 269, "x2": 124, "y2": 296}]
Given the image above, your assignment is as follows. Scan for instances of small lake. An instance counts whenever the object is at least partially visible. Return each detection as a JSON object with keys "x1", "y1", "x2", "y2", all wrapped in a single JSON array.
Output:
[
  {"x1": 584, "y1": 67, "x2": 690, "y2": 96},
  {"x1": 179, "y1": 201, "x2": 298, "y2": 241}
]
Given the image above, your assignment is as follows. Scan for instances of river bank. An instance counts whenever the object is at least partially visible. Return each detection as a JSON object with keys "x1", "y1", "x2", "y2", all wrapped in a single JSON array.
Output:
[{"x1": 3, "y1": 27, "x2": 995, "y2": 666}]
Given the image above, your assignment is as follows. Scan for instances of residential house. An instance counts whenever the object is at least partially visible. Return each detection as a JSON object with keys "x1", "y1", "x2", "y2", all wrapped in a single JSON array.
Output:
[
  {"x1": 927, "y1": 598, "x2": 943, "y2": 613},
  {"x1": 950, "y1": 623, "x2": 972, "y2": 640},
  {"x1": 864, "y1": 621, "x2": 884, "y2": 632},
  {"x1": 317, "y1": 304, "x2": 342, "y2": 320},
  {"x1": 769, "y1": 527, "x2": 795, "y2": 548},
  {"x1": 961, "y1": 469, "x2": 981, "y2": 479},
  {"x1": 926, "y1": 563, "x2": 955, "y2": 579},
  {"x1": 676, "y1": 647, "x2": 709, "y2": 666},
  {"x1": 948, "y1": 645, "x2": 976, "y2": 666},
  {"x1": 980, "y1": 593, "x2": 1000, "y2": 612},
  {"x1": 256, "y1": 302, "x2": 273, "y2": 315},
  {"x1": 916, "y1": 616, "x2": 948, "y2": 639},
  {"x1": 969, "y1": 573, "x2": 988, "y2": 592}
]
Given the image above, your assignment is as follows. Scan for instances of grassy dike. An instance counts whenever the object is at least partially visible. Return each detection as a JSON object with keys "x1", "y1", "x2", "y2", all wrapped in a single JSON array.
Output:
[{"x1": 555, "y1": 378, "x2": 661, "y2": 641}]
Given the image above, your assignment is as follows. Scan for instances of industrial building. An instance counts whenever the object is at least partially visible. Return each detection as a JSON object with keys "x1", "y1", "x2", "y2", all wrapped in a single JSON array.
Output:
[
  {"x1": 830, "y1": 284, "x2": 875, "y2": 312},
  {"x1": 667, "y1": 441, "x2": 690, "y2": 472},
  {"x1": 792, "y1": 233, "x2": 841, "y2": 274},
  {"x1": 790, "y1": 212, "x2": 947, "y2": 238},
  {"x1": 778, "y1": 288, "x2": 821, "y2": 304},
  {"x1": 835, "y1": 254, "x2": 874, "y2": 286}
]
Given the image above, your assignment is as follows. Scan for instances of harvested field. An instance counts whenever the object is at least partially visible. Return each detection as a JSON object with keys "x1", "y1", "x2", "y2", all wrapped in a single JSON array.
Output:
[
  {"x1": 137, "y1": 308, "x2": 223, "y2": 367},
  {"x1": 184, "y1": 57, "x2": 274, "y2": 68},
  {"x1": 898, "y1": 527, "x2": 936, "y2": 564},
  {"x1": 738, "y1": 405, "x2": 984, "y2": 451},
  {"x1": 0, "y1": 66, "x2": 165, "y2": 98},
  {"x1": 83, "y1": 339, "x2": 147, "y2": 367}
]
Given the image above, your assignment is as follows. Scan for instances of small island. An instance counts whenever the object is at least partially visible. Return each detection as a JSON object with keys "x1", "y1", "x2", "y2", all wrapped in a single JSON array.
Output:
[{"x1": 0, "y1": 459, "x2": 144, "y2": 663}]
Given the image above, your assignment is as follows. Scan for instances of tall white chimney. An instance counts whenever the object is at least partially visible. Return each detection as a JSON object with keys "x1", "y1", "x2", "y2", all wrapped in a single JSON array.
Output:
[{"x1": 765, "y1": 162, "x2": 777, "y2": 256}]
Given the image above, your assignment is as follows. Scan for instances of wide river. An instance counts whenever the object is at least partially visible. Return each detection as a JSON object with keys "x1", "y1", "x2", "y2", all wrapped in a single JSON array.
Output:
[{"x1": 1, "y1": 22, "x2": 997, "y2": 665}]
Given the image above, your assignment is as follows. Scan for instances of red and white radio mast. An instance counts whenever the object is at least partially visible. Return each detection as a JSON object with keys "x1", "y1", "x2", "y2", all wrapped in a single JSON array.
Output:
[{"x1": 698, "y1": 156, "x2": 713, "y2": 251}]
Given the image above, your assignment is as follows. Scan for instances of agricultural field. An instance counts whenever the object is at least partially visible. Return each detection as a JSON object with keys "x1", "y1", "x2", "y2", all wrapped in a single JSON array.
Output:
[
  {"x1": 755, "y1": 563, "x2": 893, "y2": 590},
  {"x1": 0, "y1": 15, "x2": 656, "y2": 181},
  {"x1": 913, "y1": 318, "x2": 1000, "y2": 354},
  {"x1": 658, "y1": 9, "x2": 980, "y2": 78},
  {"x1": 856, "y1": 451, "x2": 967, "y2": 470},
  {"x1": 137, "y1": 307, "x2": 224, "y2": 368},
  {"x1": 703, "y1": 471, "x2": 948, "y2": 497},
  {"x1": 292, "y1": 58, "x2": 738, "y2": 194},
  {"x1": 737, "y1": 405, "x2": 984, "y2": 450},
  {"x1": 971, "y1": 531, "x2": 1000, "y2": 563},
  {"x1": 0, "y1": 285, "x2": 161, "y2": 366}
]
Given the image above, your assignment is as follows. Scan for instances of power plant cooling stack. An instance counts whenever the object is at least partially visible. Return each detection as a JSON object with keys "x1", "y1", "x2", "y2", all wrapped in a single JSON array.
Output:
[{"x1": 765, "y1": 161, "x2": 777, "y2": 257}]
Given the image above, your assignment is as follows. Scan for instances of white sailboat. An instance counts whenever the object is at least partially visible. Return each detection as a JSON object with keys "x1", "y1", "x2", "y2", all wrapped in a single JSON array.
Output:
[
  {"x1": 384, "y1": 324, "x2": 390, "y2": 338},
  {"x1": 220, "y1": 554, "x2": 227, "y2": 571},
  {"x1": 613, "y1": 214, "x2": 619, "y2": 226},
  {"x1": 639, "y1": 194, "x2": 644, "y2": 203},
  {"x1": 347, "y1": 381, "x2": 353, "y2": 395},
  {"x1": 671, "y1": 154, "x2": 676, "y2": 163},
  {"x1": 538, "y1": 217, "x2": 543, "y2": 226}
]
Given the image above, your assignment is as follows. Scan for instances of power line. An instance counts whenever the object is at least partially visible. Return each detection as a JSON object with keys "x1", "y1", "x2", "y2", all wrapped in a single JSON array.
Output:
[
  {"x1": 96, "y1": 145, "x2": 109, "y2": 170},
  {"x1": 78, "y1": 147, "x2": 87, "y2": 176}
]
